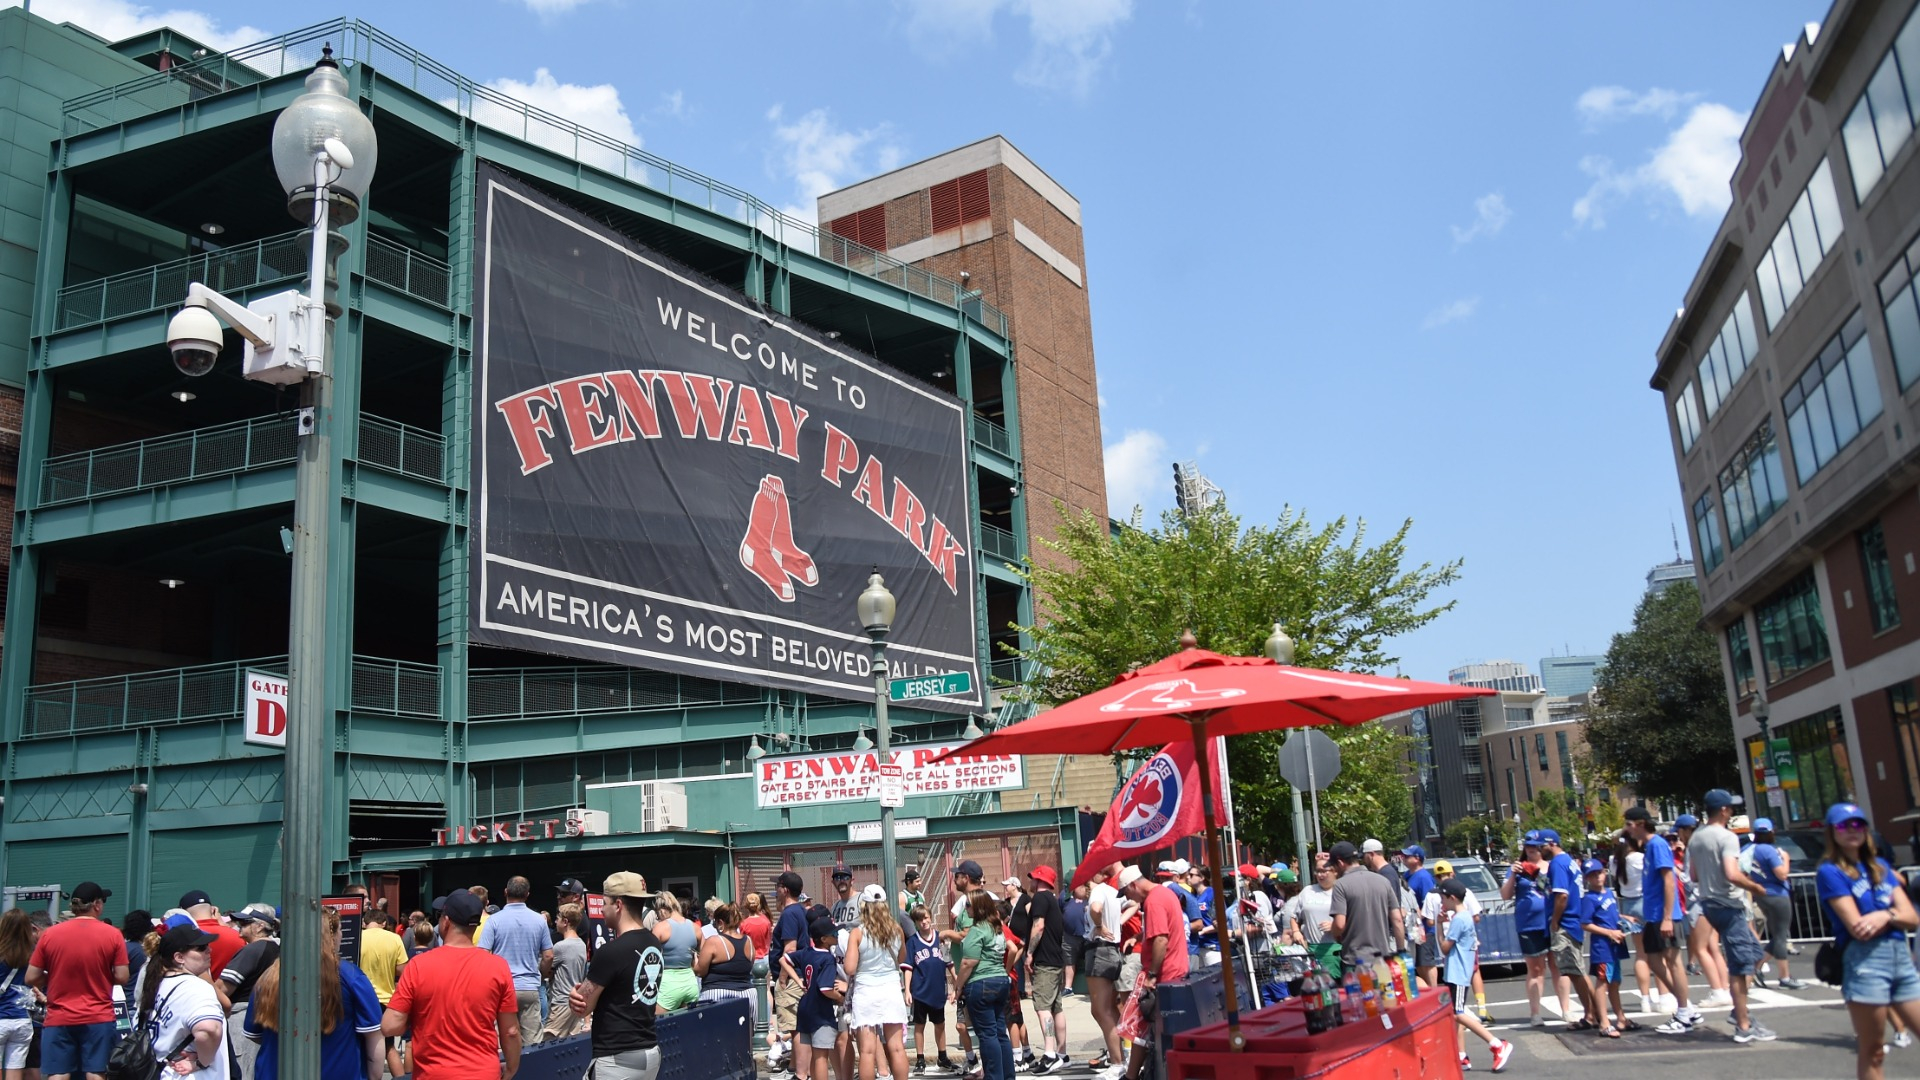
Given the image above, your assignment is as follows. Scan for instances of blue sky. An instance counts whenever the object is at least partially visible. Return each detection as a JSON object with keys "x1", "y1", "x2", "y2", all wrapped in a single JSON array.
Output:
[{"x1": 17, "y1": 0, "x2": 1835, "y2": 680}]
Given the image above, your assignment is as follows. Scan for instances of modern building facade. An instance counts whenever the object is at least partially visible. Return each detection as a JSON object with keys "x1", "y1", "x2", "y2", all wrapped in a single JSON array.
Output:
[
  {"x1": 1646, "y1": 559, "x2": 1696, "y2": 596},
  {"x1": 0, "y1": 12, "x2": 1109, "y2": 913},
  {"x1": 1653, "y1": 0, "x2": 1920, "y2": 856},
  {"x1": 1539, "y1": 654, "x2": 1605, "y2": 698},
  {"x1": 1449, "y1": 660, "x2": 1543, "y2": 693}
]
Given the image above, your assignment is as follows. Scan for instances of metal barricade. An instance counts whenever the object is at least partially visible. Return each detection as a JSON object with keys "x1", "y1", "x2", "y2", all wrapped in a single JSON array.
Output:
[{"x1": 408, "y1": 997, "x2": 754, "y2": 1080}]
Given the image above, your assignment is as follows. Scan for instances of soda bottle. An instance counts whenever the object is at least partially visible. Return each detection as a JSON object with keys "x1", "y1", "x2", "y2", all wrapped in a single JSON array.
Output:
[
  {"x1": 1304, "y1": 963, "x2": 1341, "y2": 1034},
  {"x1": 1341, "y1": 967, "x2": 1365, "y2": 1024},
  {"x1": 1357, "y1": 965, "x2": 1380, "y2": 1018}
]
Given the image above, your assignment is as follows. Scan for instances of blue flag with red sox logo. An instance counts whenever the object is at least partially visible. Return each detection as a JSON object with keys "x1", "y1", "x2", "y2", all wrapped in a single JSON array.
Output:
[{"x1": 1072, "y1": 738, "x2": 1225, "y2": 889}]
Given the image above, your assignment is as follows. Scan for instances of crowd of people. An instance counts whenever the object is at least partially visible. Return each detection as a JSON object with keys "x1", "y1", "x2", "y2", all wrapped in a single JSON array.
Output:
[{"x1": 3, "y1": 790, "x2": 1917, "y2": 1080}]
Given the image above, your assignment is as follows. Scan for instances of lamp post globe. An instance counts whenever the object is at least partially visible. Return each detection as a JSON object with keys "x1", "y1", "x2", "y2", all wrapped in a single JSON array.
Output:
[
  {"x1": 858, "y1": 571, "x2": 896, "y2": 635},
  {"x1": 1264, "y1": 622, "x2": 1295, "y2": 665},
  {"x1": 271, "y1": 45, "x2": 378, "y2": 225}
]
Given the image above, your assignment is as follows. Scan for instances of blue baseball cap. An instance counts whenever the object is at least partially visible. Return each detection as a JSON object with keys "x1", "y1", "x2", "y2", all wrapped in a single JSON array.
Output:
[
  {"x1": 1752, "y1": 818, "x2": 1775, "y2": 832},
  {"x1": 1675, "y1": 814, "x2": 1699, "y2": 829},
  {"x1": 1826, "y1": 802, "x2": 1868, "y2": 828},
  {"x1": 1522, "y1": 830, "x2": 1542, "y2": 846},
  {"x1": 1536, "y1": 828, "x2": 1561, "y2": 845},
  {"x1": 1582, "y1": 859, "x2": 1606, "y2": 875},
  {"x1": 1400, "y1": 845, "x2": 1425, "y2": 859}
]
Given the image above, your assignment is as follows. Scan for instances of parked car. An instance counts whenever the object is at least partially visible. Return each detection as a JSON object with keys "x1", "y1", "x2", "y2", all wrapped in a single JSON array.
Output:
[{"x1": 1443, "y1": 857, "x2": 1524, "y2": 969}]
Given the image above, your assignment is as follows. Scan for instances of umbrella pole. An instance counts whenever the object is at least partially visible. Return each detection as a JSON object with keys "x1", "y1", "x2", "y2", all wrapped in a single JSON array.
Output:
[{"x1": 1189, "y1": 718, "x2": 1244, "y2": 1052}]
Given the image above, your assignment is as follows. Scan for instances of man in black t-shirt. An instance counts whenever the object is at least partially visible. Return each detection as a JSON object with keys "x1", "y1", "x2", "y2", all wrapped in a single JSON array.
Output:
[
  {"x1": 222, "y1": 903, "x2": 280, "y2": 1080},
  {"x1": 1022, "y1": 866, "x2": 1070, "y2": 1075},
  {"x1": 568, "y1": 871, "x2": 660, "y2": 1080},
  {"x1": 767, "y1": 871, "x2": 809, "y2": 1080}
]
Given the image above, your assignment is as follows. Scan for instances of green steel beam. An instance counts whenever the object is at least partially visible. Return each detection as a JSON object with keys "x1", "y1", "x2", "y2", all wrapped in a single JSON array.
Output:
[
  {"x1": 346, "y1": 465, "x2": 454, "y2": 522},
  {"x1": 20, "y1": 466, "x2": 295, "y2": 544},
  {"x1": 57, "y1": 78, "x2": 305, "y2": 169}
]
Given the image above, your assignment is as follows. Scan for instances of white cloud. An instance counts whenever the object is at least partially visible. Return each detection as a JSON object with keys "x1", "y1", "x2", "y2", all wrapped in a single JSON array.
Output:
[
  {"x1": 11, "y1": 0, "x2": 270, "y2": 52},
  {"x1": 765, "y1": 105, "x2": 903, "y2": 226},
  {"x1": 454, "y1": 68, "x2": 639, "y2": 176},
  {"x1": 903, "y1": 0, "x2": 1134, "y2": 97},
  {"x1": 1104, "y1": 429, "x2": 1168, "y2": 516},
  {"x1": 520, "y1": 0, "x2": 590, "y2": 14},
  {"x1": 1572, "y1": 102, "x2": 1745, "y2": 227},
  {"x1": 656, "y1": 90, "x2": 686, "y2": 119},
  {"x1": 1422, "y1": 297, "x2": 1480, "y2": 330},
  {"x1": 1577, "y1": 85, "x2": 1696, "y2": 126},
  {"x1": 1450, "y1": 192, "x2": 1511, "y2": 244}
]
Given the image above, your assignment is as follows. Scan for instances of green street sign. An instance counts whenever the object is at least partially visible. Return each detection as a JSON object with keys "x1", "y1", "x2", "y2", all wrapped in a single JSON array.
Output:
[{"x1": 889, "y1": 671, "x2": 973, "y2": 702}]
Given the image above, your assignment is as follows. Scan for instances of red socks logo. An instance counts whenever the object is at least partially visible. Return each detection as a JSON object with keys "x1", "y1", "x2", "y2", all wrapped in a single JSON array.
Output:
[{"x1": 740, "y1": 474, "x2": 818, "y2": 602}]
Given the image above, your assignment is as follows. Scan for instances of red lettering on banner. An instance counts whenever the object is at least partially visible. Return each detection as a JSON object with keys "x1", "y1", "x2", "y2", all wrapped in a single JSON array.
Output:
[
  {"x1": 821, "y1": 424, "x2": 860, "y2": 487},
  {"x1": 726, "y1": 386, "x2": 775, "y2": 452},
  {"x1": 888, "y1": 479, "x2": 927, "y2": 551},
  {"x1": 658, "y1": 373, "x2": 734, "y2": 441},
  {"x1": 851, "y1": 457, "x2": 888, "y2": 517},
  {"x1": 491, "y1": 822, "x2": 514, "y2": 842},
  {"x1": 604, "y1": 371, "x2": 665, "y2": 441},
  {"x1": 925, "y1": 517, "x2": 966, "y2": 593},
  {"x1": 553, "y1": 375, "x2": 622, "y2": 454},
  {"x1": 495, "y1": 386, "x2": 562, "y2": 474},
  {"x1": 769, "y1": 397, "x2": 809, "y2": 463},
  {"x1": 252, "y1": 696, "x2": 287, "y2": 739},
  {"x1": 514, "y1": 821, "x2": 533, "y2": 841}
]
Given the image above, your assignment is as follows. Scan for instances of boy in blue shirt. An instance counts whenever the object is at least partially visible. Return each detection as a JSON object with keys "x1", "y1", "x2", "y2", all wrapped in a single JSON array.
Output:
[
  {"x1": 904, "y1": 907, "x2": 957, "y2": 1074},
  {"x1": 1439, "y1": 879, "x2": 1513, "y2": 1073},
  {"x1": 1579, "y1": 859, "x2": 1628, "y2": 1038},
  {"x1": 779, "y1": 918, "x2": 846, "y2": 1080}
]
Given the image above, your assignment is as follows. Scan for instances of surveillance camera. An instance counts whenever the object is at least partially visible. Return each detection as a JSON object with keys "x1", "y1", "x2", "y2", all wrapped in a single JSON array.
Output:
[{"x1": 167, "y1": 305, "x2": 224, "y2": 377}]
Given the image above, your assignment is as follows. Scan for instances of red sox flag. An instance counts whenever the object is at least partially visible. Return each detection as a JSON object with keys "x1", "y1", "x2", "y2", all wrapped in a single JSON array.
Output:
[{"x1": 1072, "y1": 737, "x2": 1226, "y2": 889}]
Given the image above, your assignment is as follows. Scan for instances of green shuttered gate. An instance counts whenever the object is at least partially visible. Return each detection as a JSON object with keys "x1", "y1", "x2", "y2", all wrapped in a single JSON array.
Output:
[
  {"x1": 150, "y1": 824, "x2": 282, "y2": 912},
  {"x1": 7, "y1": 835, "x2": 129, "y2": 906}
]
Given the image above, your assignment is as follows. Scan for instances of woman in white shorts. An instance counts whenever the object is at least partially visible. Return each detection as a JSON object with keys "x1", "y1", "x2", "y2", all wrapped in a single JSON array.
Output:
[
  {"x1": 843, "y1": 885, "x2": 909, "y2": 1080},
  {"x1": 0, "y1": 910, "x2": 34, "y2": 1080}
]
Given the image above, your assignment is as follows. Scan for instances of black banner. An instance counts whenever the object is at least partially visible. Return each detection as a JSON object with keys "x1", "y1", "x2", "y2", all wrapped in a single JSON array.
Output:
[{"x1": 471, "y1": 167, "x2": 982, "y2": 711}]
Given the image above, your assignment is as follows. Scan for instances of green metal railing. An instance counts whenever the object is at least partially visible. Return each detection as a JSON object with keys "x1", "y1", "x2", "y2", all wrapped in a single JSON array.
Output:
[
  {"x1": 61, "y1": 19, "x2": 1008, "y2": 339},
  {"x1": 979, "y1": 523, "x2": 1020, "y2": 564},
  {"x1": 55, "y1": 231, "x2": 309, "y2": 332},
  {"x1": 357, "y1": 415, "x2": 446, "y2": 484},
  {"x1": 39, "y1": 414, "x2": 298, "y2": 505},
  {"x1": 990, "y1": 657, "x2": 1026, "y2": 685},
  {"x1": 39, "y1": 412, "x2": 439, "y2": 505},
  {"x1": 364, "y1": 234, "x2": 451, "y2": 308},
  {"x1": 972, "y1": 415, "x2": 1013, "y2": 457},
  {"x1": 468, "y1": 664, "x2": 765, "y2": 720},
  {"x1": 21, "y1": 654, "x2": 440, "y2": 737}
]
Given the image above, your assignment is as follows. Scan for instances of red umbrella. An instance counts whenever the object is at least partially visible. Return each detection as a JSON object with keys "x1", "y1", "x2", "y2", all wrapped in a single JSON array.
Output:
[{"x1": 933, "y1": 646, "x2": 1494, "y2": 1051}]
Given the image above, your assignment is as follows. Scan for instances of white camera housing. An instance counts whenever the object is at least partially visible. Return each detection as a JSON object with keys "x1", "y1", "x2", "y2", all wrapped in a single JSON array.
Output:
[
  {"x1": 164, "y1": 285, "x2": 310, "y2": 385},
  {"x1": 166, "y1": 305, "x2": 224, "y2": 376}
]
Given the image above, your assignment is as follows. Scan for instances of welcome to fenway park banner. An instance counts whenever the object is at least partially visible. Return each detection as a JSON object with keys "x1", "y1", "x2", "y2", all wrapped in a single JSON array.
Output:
[
  {"x1": 755, "y1": 742, "x2": 1024, "y2": 808},
  {"x1": 471, "y1": 166, "x2": 982, "y2": 711}
]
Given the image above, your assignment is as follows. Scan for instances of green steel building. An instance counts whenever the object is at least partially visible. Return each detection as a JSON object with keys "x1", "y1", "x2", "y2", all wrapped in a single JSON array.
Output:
[{"x1": 0, "y1": 12, "x2": 1114, "y2": 914}]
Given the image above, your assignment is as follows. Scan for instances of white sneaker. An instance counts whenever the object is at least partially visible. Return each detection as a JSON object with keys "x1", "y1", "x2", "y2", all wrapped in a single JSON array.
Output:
[
  {"x1": 1096, "y1": 1066, "x2": 1127, "y2": 1080},
  {"x1": 1896, "y1": 1030, "x2": 1915, "y2": 1050},
  {"x1": 1703, "y1": 989, "x2": 1732, "y2": 1008}
]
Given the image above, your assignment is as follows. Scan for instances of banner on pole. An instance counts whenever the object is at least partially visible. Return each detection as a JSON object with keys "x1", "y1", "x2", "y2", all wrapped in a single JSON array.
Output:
[{"x1": 1071, "y1": 738, "x2": 1225, "y2": 888}]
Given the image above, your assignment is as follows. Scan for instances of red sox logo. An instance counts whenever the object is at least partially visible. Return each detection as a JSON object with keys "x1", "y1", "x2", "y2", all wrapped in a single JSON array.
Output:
[
  {"x1": 1115, "y1": 751, "x2": 1184, "y2": 847},
  {"x1": 1098, "y1": 678, "x2": 1246, "y2": 713},
  {"x1": 739, "y1": 474, "x2": 818, "y2": 602}
]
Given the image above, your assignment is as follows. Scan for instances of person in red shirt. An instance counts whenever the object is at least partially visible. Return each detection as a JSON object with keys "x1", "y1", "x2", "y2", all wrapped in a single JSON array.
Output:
[
  {"x1": 381, "y1": 890, "x2": 520, "y2": 1080},
  {"x1": 1116, "y1": 866, "x2": 1190, "y2": 1080},
  {"x1": 176, "y1": 891, "x2": 244, "y2": 977},
  {"x1": 25, "y1": 882, "x2": 129, "y2": 1080}
]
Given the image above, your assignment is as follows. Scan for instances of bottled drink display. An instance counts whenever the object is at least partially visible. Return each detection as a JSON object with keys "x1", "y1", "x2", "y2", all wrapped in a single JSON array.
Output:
[
  {"x1": 1302, "y1": 962, "x2": 1342, "y2": 1035},
  {"x1": 1340, "y1": 967, "x2": 1365, "y2": 1024}
]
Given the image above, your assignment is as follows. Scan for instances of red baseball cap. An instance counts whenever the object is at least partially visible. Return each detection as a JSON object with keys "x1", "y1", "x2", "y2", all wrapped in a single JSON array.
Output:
[
  {"x1": 1028, "y1": 865, "x2": 1058, "y2": 888},
  {"x1": 1238, "y1": 863, "x2": 1260, "y2": 879}
]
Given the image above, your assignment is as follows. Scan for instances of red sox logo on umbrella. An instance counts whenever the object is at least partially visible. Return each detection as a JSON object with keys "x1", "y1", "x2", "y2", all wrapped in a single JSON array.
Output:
[
  {"x1": 1097, "y1": 678, "x2": 1246, "y2": 713},
  {"x1": 1115, "y1": 750, "x2": 1186, "y2": 847}
]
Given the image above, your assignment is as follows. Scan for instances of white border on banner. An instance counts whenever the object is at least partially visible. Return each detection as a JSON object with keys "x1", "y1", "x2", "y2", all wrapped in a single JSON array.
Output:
[{"x1": 474, "y1": 176, "x2": 983, "y2": 706}]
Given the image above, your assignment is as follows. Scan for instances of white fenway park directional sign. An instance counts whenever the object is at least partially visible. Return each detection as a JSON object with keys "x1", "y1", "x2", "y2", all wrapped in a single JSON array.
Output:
[{"x1": 754, "y1": 742, "x2": 1023, "y2": 809}]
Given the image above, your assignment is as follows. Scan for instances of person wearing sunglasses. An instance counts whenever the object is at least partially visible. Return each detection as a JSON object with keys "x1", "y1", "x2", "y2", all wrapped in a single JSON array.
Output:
[{"x1": 1817, "y1": 801, "x2": 1920, "y2": 1080}]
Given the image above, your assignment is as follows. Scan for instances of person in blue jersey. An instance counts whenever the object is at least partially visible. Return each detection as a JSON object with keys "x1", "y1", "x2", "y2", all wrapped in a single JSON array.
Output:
[
  {"x1": 781, "y1": 919, "x2": 847, "y2": 1080},
  {"x1": 1542, "y1": 830, "x2": 1598, "y2": 1031},
  {"x1": 1437, "y1": 880, "x2": 1512, "y2": 1073},
  {"x1": 1501, "y1": 832, "x2": 1553, "y2": 1027},
  {"x1": 1579, "y1": 859, "x2": 1628, "y2": 1038},
  {"x1": 904, "y1": 907, "x2": 956, "y2": 1076},
  {"x1": 1818, "y1": 801, "x2": 1920, "y2": 1080},
  {"x1": 1626, "y1": 807, "x2": 1699, "y2": 1033},
  {"x1": 1747, "y1": 819, "x2": 1807, "y2": 990}
]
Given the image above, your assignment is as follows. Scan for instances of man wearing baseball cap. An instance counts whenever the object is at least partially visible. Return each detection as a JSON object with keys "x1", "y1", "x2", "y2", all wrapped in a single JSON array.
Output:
[
  {"x1": 1625, "y1": 806, "x2": 1699, "y2": 1032},
  {"x1": 766, "y1": 870, "x2": 808, "y2": 1079},
  {"x1": 221, "y1": 902, "x2": 283, "y2": 1079},
  {"x1": 178, "y1": 889, "x2": 244, "y2": 977},
  {"x1": 568, "y1": 872, "x2": 660, "y2": 1080},
  {"x1": 1690, "y1": 787, "x2": 1774, "y2": 1042},
  {"x1": 1023, "y1": 866, "x2": 1069, "y2": 1074},
  {"x1": 382, "y1": 890, "x2": 519, "y2": 1080},
  {"x1": 942, "y1": 860, "x2": 988, "y2": 1075},
  {"x1": 1328, "y1": 841, "x2": 1401, "y2": 968},
  {"x1": 25, "y1": 882, "x2": 126, "y2": 1080}
]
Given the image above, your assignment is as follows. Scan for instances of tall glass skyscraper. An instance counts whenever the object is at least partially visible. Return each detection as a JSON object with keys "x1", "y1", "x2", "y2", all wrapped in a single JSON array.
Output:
[{"x1": 1540, "y1": 655, "x2": 1605, "y2": 697}]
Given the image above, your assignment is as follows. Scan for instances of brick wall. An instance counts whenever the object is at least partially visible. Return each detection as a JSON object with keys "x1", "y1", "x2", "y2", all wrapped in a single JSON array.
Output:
[{"x1": 1824, "y1": 487, "x2": 1920, "y2": 667}]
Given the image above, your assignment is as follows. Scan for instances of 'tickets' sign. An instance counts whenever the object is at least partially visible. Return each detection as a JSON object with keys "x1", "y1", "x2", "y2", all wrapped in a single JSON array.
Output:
[
  {"x1": 470, "y1": 166, "x2": 982, "y2": 712},
  {"x1": 433, "y1": 817, "x2": 587, "y2": 846},
  {"x1": 754, "y1": 742, "x2": 1023, "y2": 809},
  {"x1": 243, "y1": 670, "x2": 288, "y2": 748}
]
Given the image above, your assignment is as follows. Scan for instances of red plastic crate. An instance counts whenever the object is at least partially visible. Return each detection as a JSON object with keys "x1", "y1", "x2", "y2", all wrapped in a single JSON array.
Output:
[{"x1": 1166, "y1": 991, "x2": 1460, "y2": 1079}]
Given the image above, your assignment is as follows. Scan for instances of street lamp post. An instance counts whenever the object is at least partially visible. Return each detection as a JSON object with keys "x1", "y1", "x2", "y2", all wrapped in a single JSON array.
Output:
[
  {"x1": 1264, "y1": 623, "x2": 1309, "y2": 874},
  {"x1": 1754, "y1": 695, "x2": 1772, "y2": 816},
  {"x1": 858, "y1": 572, "x2": 899, "y2": 920}
]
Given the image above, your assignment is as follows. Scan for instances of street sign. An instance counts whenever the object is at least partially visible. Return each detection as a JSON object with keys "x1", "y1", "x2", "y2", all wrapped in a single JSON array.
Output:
[
  {"x1": 889, "y1": 671, "x2": 973, "y2": 702},
  {"x1": 850, "y1": 817, "x2": 927, "y2": 842},
  {"x1": 878, "y1": 764, "x2": 905, "y2": 808},
  {"x1": 1278, "y1": 729, "x2": 1342, "y2": 792}
]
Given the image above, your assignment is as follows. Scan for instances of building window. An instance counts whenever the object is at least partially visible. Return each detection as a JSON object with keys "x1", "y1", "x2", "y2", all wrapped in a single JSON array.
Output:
[
  {"x1": 1676, "y1": 381, "x2": 1703, "y2": 451},
  {"x1": 1555, "y1": 730, "x2": 1574, "y2": 790},
  {"x1": 1841, "y1": 10, "x2": 1920, "y2": 202},
  {"x1": 1506, "y1": 767, "x2": 1518, "y2": 816},
  {"x1": 1892, "y1": 681, "x2": 1920, "y2": 811},
  {"x1": 1878, "y1": 233, "x2": 1920, "y2": 390},
  {"x1": 1535, "y1": 732, "x2": 1548, "y2": 773},
  {"x1": 1728, "y1": 618, "x2": 1756, "y2": 699},
  {"x1": 1756, "y1": 159, "x2": 1845, "y2": 330},
  {"x1": 1718, "y1": 419, "x2": 1790, "y2": 549},
  {"x1": 1755, "y1": 569, "x2": 1831, "y2": 685},
  {"x1": 1775, "y1": 707, "x2": 1856, "y2": 825},
  {"x1": 1784, "y1": 310, "x2": 1883, "y2": 484},
  {"x1": 1694, "y1": 492, "x2": 1726, "y2": 572},
  {"x1": 1698, "y1": 296, "x2": 1759, "y2": 419},
  {"x1": 1861, "y1": 521, "x2": 1902, "y2": 633}
]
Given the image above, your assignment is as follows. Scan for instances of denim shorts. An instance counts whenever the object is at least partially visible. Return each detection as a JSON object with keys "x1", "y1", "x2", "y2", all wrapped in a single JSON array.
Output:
[
  {"x1": 41, "y1": 1023, "x2": 114, "y2": 1077},
  {"x1": 1843, "y1": 935, "x2": 1920, "y2": 1006},
  {"x1": 1518, "y1": 930, "x2": 1550, "y2": 958},
  {"x1": 1703, "y1": 904, "x2": 1765, "y2": 977}
]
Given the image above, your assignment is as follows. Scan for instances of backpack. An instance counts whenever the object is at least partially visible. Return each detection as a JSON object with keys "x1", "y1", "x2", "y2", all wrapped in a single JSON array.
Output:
[
  {"x1": 1399, "y1": 881, "x2": 1425, "y2": 946},
  {"x1": 107, "y1": 981, "x2": 191, "y2": 1080}
]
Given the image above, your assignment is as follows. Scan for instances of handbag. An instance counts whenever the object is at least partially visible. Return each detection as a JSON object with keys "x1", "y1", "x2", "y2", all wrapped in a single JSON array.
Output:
[
  {"x1": 1815, "y1": 940, "x2": 1844, "y2": 986},
  {"x1": 107, "y1": 983, "x2": 192, "y2": 1080}
]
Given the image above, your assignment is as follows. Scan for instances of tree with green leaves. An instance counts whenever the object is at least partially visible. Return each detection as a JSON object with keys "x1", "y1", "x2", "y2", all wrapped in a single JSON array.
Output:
[
  {"x1": 1012, "y1": 501, "x2": 1463, "y2": 856},
  {"x1": 1582, "y1": 581, "x2": 1739, "y2": 806},
  {"x1": 1444, "y1": 812, "x2": 1518, "y2": 861}
]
